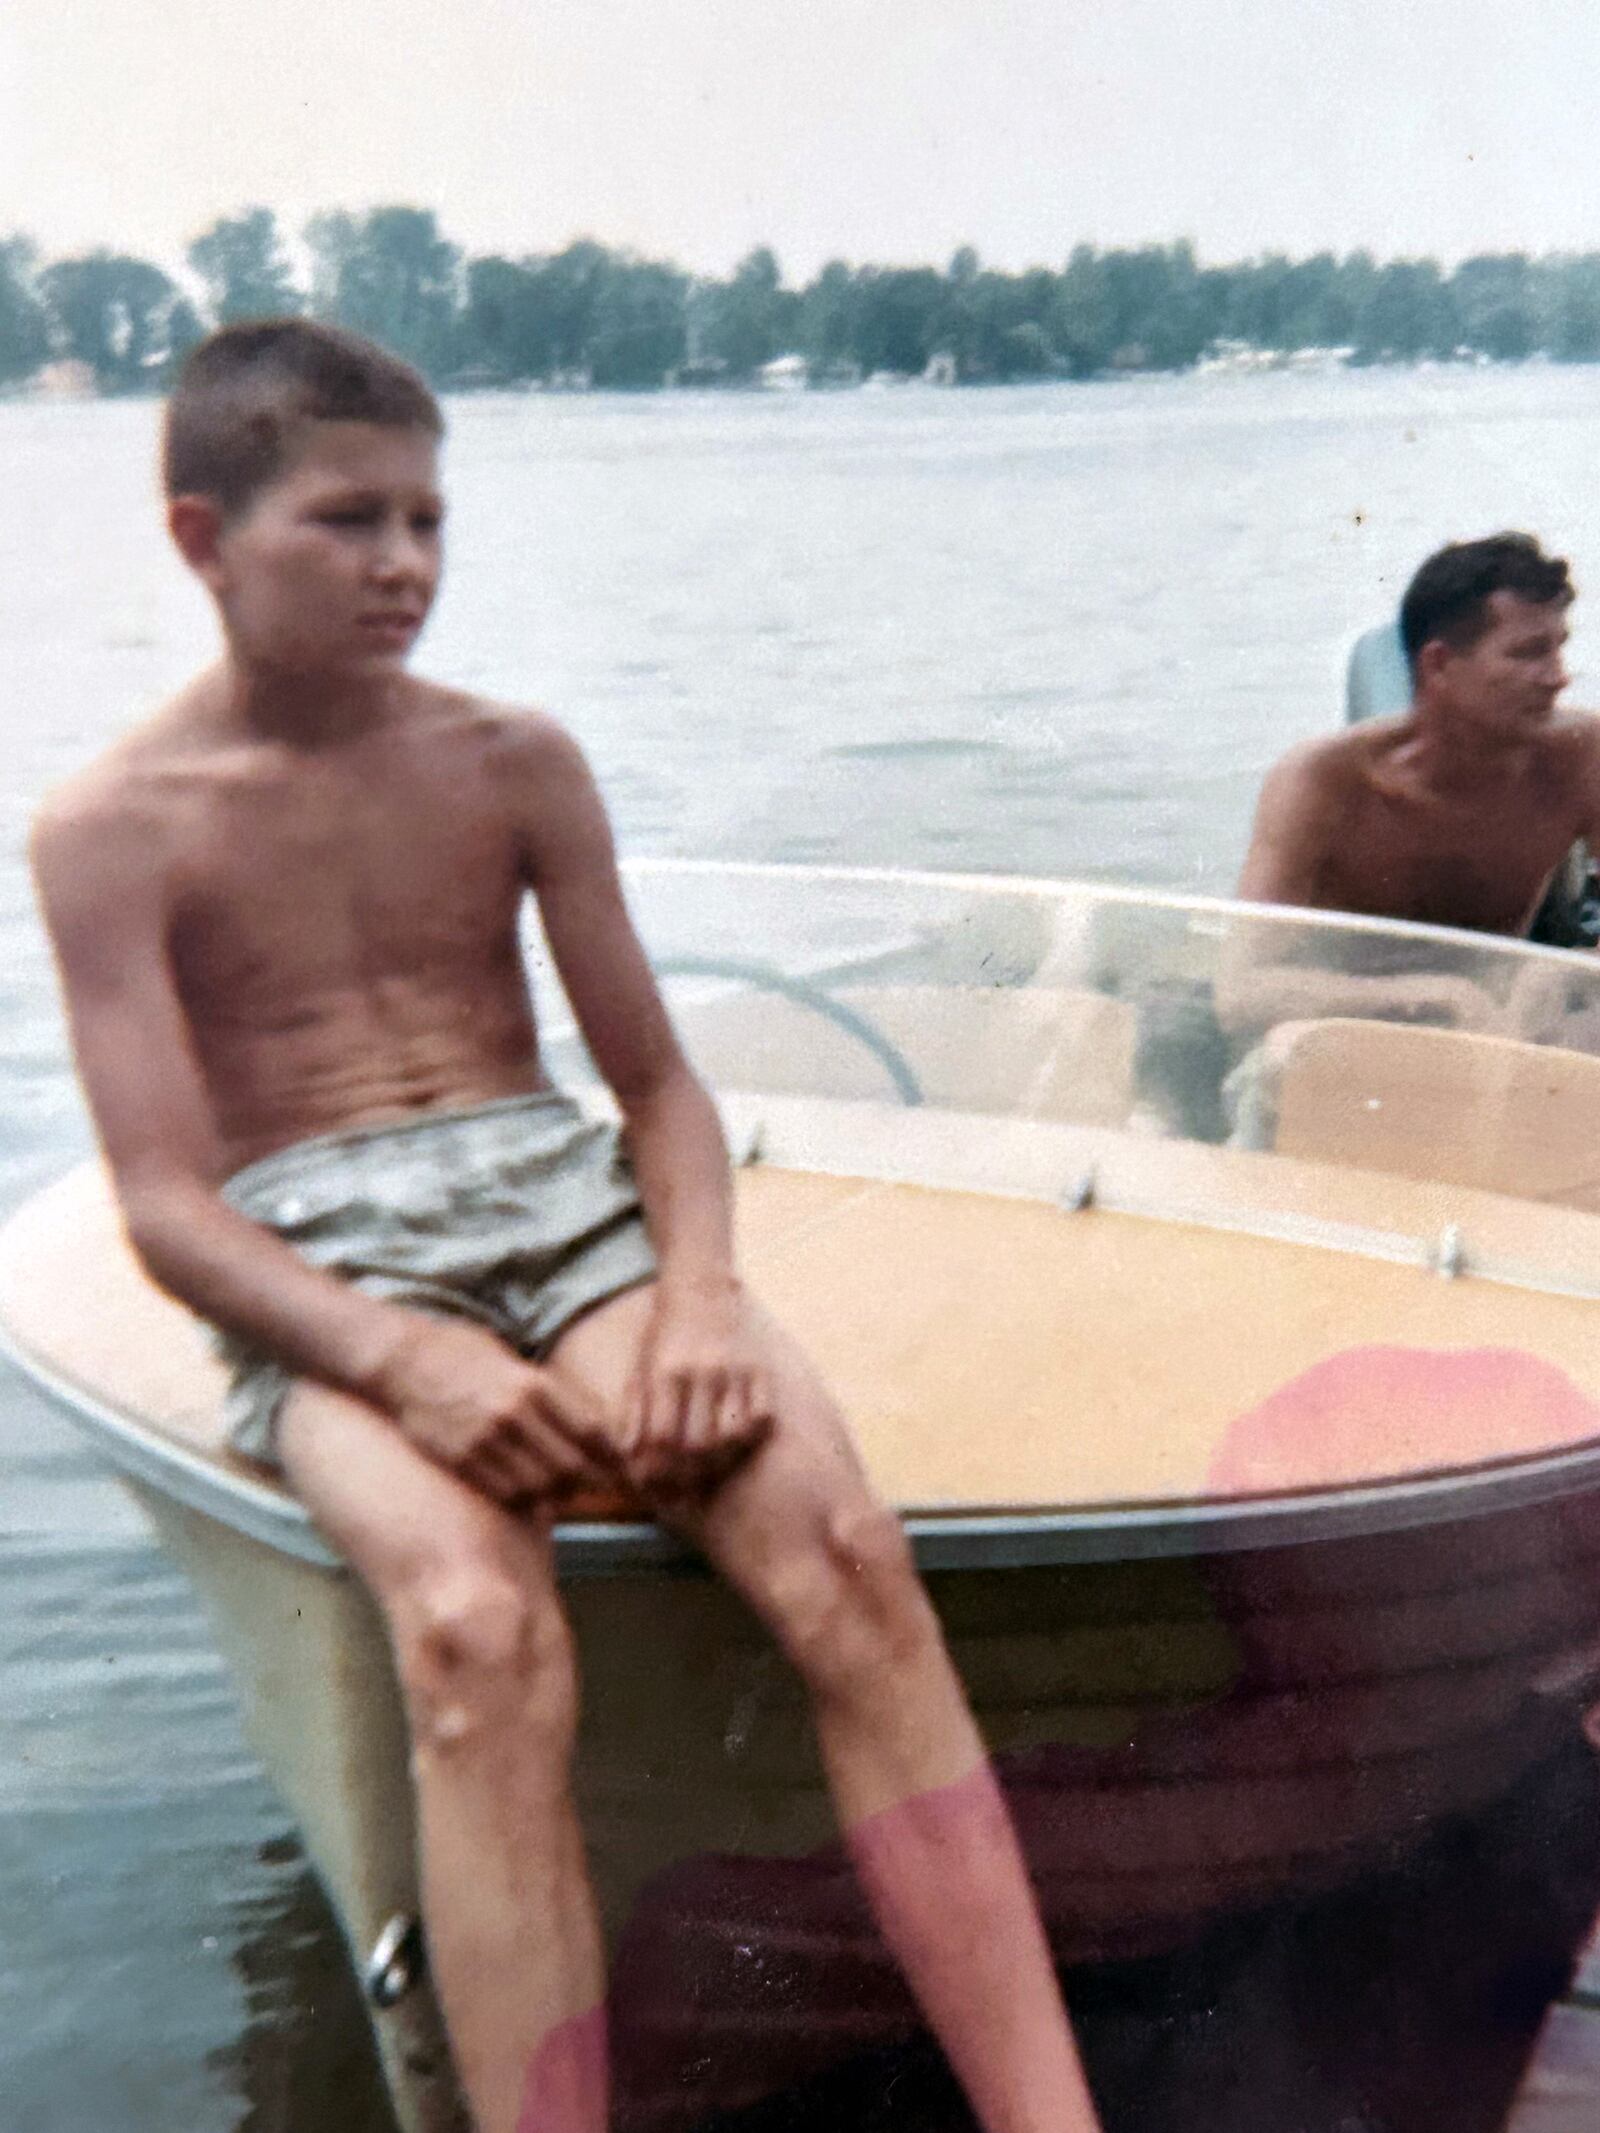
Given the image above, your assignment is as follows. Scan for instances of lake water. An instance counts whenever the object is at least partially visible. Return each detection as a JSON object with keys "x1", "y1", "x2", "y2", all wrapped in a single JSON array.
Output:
[{"x1": 5, "y1": 363, "x2": 1600, "y2": 2127}]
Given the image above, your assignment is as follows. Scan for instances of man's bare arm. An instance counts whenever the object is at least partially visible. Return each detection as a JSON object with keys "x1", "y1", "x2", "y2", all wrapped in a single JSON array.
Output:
[
  {"x1": 512, "y1": 717, "x2": 774, "y2": 1483},
  {"x1": 1234, "y1": 747, "x2": 1337, "y2": 913},
  {"x1": 1569, "y1": 720, "x2": 1600, "y2": 862},
  {"x1": 31, "y1": 794, "x2": 613, "y2": 1499}
]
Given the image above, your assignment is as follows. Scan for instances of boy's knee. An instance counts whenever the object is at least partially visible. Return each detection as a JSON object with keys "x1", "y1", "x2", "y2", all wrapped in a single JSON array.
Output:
[
  {"x1": 764, "y1": 1493, "x2": 936, "y2": 1692},
  {"x1": 393, "y1": 1556, "x2": 575, "y2": 1756},
  {"x1": 825, "y1": 1496, "x2": 920, "y2": 1591}
]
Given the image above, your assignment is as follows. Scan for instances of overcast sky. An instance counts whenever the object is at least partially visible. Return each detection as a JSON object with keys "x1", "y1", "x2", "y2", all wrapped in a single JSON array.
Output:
[{"x1": 5, "y1": 0, "x2": 1598, "y2": 282}]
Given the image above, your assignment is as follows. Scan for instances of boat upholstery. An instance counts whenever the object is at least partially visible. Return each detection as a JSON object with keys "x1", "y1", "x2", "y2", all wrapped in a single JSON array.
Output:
[
  {"x1": 1268, "y1": 1019, "x2": 1600, "y2": 1213},
  {"x1": 1345, "y1": 620, "x2": 1411, "y2": 723}
]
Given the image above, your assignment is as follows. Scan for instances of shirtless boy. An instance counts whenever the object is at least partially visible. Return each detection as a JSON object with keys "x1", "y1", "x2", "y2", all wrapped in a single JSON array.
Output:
[
  {"x1": 30, "y1": 321, "x2": 1100, "y2": 2133},
  {"x1": 1227, "y1": 533, "x2": 1600, "y2": 1034}
]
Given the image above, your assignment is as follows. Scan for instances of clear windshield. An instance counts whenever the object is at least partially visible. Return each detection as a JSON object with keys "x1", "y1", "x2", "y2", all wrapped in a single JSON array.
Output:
[{"x1": 536, "y1": 861, "x2": 1600, "y2": 1277}]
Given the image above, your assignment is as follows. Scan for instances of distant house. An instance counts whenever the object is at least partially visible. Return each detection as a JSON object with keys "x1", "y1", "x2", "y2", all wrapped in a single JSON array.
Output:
[
  {"x1": 32, "y1": 359, "x2": 98, "y2": 400},
  {"x1": 758, "y1": 353, "x2": 807, "y2": 391}
]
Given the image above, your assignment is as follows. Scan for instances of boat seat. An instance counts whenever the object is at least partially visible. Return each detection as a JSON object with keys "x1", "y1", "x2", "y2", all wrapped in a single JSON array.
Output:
[
  {"x1": 674, "y1": 982, "x2": 1137, "y2": 1125},
  {"x1": 1345, "y1": 620, "x2": 1411, "y2": 724},
  {"x1": 1268, "y1": 1018, "x2": 1600, "y2": 1211}
]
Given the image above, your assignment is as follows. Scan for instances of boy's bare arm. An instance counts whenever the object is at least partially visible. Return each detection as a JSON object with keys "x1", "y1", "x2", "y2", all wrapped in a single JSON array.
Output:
[
  {"x1": 513, "y1": 718, "x2": 775, "y2": 1485},
  {"x1": 30, "y1": 793, "x2": 615, "y2": 1502}
]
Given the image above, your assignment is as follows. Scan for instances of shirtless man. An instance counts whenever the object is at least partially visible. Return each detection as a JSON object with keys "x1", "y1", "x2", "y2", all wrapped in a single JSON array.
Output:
[
  {"x1": 29, "y1": 321, "x2": 1100, "y2": 2133},
  {"x1": 1225, "y1": 533, "x2": 1600, "y2": 1035}
]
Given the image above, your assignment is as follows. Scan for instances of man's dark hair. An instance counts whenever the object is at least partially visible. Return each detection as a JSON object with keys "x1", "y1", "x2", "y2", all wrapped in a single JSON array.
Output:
[
  {"x1": 1399, "y1": 532, "x2": 1574, "y2": 675},
  {"x1": 163, "y1": 319, "x2": 443, "y2": 519}
]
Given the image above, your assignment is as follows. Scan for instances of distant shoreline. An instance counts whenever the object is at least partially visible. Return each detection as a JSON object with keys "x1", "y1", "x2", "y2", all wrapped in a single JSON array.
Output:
[
  {"x1": 11, "y1": 344, "x2": 1594, "y2": 408},
  {"x1": 6, "y1": 217, "x2": 1598, "y2": 398}
]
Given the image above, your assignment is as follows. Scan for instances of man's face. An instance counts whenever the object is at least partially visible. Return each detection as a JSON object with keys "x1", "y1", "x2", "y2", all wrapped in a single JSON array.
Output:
[
  {"x1": 1432, "y1": 589, "x2": 1571, "y2": 738},
  {"x1": 208, "y1": 421, "x2": 444, "y2": 677}
]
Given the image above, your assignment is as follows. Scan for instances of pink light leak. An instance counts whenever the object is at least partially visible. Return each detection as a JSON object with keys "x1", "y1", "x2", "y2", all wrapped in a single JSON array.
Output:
[
  {"x1": 1208, "y1": 1345, "x2": 1600, "y2": 1496},
  {"x1": 846, "y1": 1757, "x2": 1016, "y2": 1903},
  {"x1": 847, "y1": 1761, "x2": 1104, "y2": 2133},
  {"x1": 515, "y1": 2005, "x2": 608, "y2": 2133}
]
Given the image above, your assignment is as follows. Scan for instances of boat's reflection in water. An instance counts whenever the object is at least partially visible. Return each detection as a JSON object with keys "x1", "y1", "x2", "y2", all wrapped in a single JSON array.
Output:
[
  {"x1": 209, "y1": 1842, "x2": 399, "y2": 2133},
  {"x1": 14, "y1": 864, "x2": 1600, "y2": 2131}
]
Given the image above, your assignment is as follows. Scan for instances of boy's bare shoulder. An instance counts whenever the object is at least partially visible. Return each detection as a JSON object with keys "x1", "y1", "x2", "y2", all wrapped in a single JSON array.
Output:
[
  {"x1": 461, "y1": 696, "x2": 604, "y2": 831},
  {"x1": 30, "y1": 762, "x2": 190, "y2": 953},
  {"x1": 466, "y1": 695, "x2": 588, "y2": 774},
  {"x1": 448, "y1": 698, "x2": 614, "y2": 879},
  {"x1": 30, "y1": 696, "x2": 212, "y2": 882},
  {"x1": 30, "y1": 672, "x2": 305, "y2": 917}
]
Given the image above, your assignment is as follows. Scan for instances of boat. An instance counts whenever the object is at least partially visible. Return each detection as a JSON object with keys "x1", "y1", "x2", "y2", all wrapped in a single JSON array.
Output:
[{"x1": 8, "y1": 859, "x2": 1600, "y2": 2131}]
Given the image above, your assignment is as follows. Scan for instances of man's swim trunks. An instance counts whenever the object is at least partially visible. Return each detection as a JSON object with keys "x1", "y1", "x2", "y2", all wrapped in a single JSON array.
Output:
[{"x1": 216, "y1": 1089, "x2": 657, "y2": 1468}]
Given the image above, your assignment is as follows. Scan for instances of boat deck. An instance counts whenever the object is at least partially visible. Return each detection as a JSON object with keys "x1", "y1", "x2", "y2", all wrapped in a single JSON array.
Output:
[{"x1": 8, "y1": 1103, "x2": 1600, "y2": 1528}]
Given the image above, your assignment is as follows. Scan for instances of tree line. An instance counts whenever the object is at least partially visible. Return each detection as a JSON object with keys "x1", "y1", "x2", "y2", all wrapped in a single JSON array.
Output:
[{"x1": 5, "y1": 207, "x2": 1600, "y2": 396}]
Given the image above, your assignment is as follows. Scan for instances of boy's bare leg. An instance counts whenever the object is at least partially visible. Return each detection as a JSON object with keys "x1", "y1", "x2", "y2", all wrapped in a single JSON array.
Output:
[
  {"x1": 549, "y1": 1286, "x2": 1103, "y2": 2133},
  {"x1": 277, "y1": 1384, "x2": 606, "y2": 2133}
]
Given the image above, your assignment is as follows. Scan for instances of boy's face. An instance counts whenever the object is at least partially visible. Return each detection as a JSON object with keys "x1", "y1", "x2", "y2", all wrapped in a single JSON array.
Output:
[{"x1": 194, "y1": 421, "x2": 444, "y2": 679}]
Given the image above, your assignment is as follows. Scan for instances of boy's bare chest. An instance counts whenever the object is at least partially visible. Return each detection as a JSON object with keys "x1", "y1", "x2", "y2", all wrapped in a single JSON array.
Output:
[{"x1": 169, "y1": 766, "x2": 524, "y2": 995}]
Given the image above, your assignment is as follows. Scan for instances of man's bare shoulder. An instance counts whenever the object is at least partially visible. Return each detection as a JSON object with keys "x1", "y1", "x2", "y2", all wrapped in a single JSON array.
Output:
[
  {"x1": 1539, "y1": 710, "x2": 1600, "y2": 826},
  {"x1": 1236, "y1": 729, "x2": 1386, "y2": 903},
  {"x1": 1257, "y1": 728, "x2": 1380, "y2": 812}
]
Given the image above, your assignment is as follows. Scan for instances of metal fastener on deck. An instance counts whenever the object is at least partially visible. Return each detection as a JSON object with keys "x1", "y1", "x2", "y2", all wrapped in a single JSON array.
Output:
[{"x1": 1432, "y1": 1224, "x2": 1464, "y2": 1279}]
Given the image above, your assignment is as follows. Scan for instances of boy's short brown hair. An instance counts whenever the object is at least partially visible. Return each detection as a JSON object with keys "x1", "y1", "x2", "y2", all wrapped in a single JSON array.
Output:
[{"x1": 163, "y1": 318, "x2": 444, "y2": 519}]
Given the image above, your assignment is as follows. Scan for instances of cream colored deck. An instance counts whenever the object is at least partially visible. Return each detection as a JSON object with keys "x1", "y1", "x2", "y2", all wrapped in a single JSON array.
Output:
[
  {"x1": 7, "y1": 1108, "x2": 1600, "y2": 1515},
  {"x1": 737, "y1": 1164, "x2": 1600, "y2": 1504}
]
